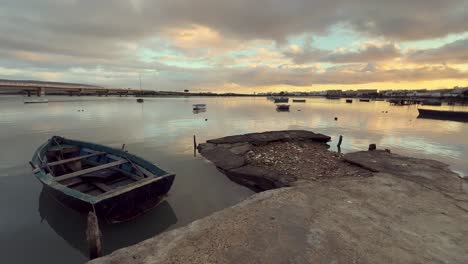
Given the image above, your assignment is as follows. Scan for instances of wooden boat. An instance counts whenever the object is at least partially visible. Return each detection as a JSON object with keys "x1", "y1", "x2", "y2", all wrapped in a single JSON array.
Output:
[
  {"x1": 137, "y1": 98, "x2": 144, "y2": 103},
  {"x1": 276, "y1": 104, "x2": 290, "y2": 111},
  {"x1": 292, "y1": 99, "x2": 306, "y2": 103},
  {"x1": 30, "y1": 136, "x2": 175, "y2": 223},
  {"x1": 24, "y1": 98, "x2": 49, "y2": 104},
  {"x1": 346, "y1": 99, "x2": 353, "y2": 103},
  {"x1": 274, "y1": 97, "x2": 289, "y2": 103},
  {"x1": 417, "y1": 108, "x2": 468, "y2": 122},
  {"x1": 359, "y1": 98, "x2": 370, "y2": 102}
]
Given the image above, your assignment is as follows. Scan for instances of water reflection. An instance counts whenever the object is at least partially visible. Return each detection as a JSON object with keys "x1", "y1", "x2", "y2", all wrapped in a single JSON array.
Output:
[{"x1": 38, "y1": 188, "x2": 178, "y2": 256}]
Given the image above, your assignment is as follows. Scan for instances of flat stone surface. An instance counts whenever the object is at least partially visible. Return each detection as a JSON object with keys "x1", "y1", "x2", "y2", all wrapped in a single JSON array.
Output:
[
  {"x1": 89, "y1": 172, "x2": 468, "y2": 264},
  {"x1": 199, "y1": 146, "x2": 246, "y2": 170},
  {"x1": 207, "y1": 130, "x2": 331, "y2": 145},
  {"x1": 344, "y1": 150, "x2": 468, "y2": 197},
  {"x1": 226, "y1": 165, "x2": 296, "y2": 190}
]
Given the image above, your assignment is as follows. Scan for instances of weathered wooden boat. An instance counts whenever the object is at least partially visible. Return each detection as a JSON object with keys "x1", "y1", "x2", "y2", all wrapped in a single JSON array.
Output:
[
  {"x1": 346, "y1": 99, "x2": 353, "y2": 103},
  {"x1": 274, "y1": 97, "x2": 289, "y2": 103},
  {"x1": 292, "y1": 99, "x2": 306, "y2": 103},
  {"x1": 417, "y1": 108, "x2": 468, "y2": 122},
  {"x1": 30, "y1": 136, "x2": 175, "y2": 223},
  {"x1": 24, "y1": 98, "x2": 49, "y2": 104},
  {"x1": 276, "y1": 104, "x2": 290, "y2": 111},
  {"x1": 137, "y1": 98, "x2": 144, "y2": 103}
]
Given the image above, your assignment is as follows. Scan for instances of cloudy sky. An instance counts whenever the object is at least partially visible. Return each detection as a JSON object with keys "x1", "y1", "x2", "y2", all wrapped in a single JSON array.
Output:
[{"x1": 1, "y1": 0, "x2": 467, "y2": 92}]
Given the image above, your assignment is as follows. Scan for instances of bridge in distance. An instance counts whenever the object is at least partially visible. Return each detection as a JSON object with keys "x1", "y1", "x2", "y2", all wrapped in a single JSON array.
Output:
[{"x1": 0, "y1": 80, "x2": 187, "y2": 97}]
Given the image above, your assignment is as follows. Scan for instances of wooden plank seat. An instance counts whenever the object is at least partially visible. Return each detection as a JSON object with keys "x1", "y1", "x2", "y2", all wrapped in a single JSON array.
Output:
[
  {"x1": 55, "y1": 159, "x2": 128, "y2": 182},
  {"x1": 84, "y1": 159, "x2": 143, "y2": 181},
  {"x1": 45, "y1": 152, "x2": 105, "y2": 167}
]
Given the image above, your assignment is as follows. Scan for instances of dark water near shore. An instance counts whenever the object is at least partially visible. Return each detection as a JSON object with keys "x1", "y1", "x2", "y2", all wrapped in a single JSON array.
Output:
[{"x1": 1, "y1": 95, "x2": 467, "y2": 263}]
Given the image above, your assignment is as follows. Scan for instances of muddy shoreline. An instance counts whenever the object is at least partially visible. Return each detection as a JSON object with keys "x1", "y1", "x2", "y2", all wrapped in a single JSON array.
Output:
[{"x1": 89, "y1": 130, "x2": 468, "y2": 264}]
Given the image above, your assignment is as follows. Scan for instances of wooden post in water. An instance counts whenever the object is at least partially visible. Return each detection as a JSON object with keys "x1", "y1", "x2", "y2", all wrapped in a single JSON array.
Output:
[
  {"x1": 337, "y1": 135, "x2": 343, "y2": 153},
  {"x1": 193, "y1": 135, "x2": 197, "y2": 157},
  {"x1": 86, "y1": 211, "x2": 102, "y2": 260}
]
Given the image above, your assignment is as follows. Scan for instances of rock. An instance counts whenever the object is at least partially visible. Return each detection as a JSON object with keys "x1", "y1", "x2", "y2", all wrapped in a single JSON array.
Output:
[
  {"x1": 343, "y1": 150, "x2": 467, "y2": 197},
  {"x1": 229, "y1": 143, "x2": 252, "y2": 155},
  {"x1": 206, "y1": 130, "x2": 331, "y2": 145},
  {"x1": 200, "y1": 147, "x2": 246, "y2": 170},
  {"x1": 89, "y1": 173, "x2": 468, "y2": 264},
  {"x1": 226, "y1": 165, "x2": 296, "y2": 191}
]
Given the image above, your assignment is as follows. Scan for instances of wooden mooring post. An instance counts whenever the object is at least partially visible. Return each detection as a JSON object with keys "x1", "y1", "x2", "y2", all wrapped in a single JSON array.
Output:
[
  {"x1": 86, "y1": 211, "x2": 102, "y2": 260},
  {"x1": 337, "y1": 135, "x2": 343, "y2": 153},
  {"x1": 193, "y1": 135, "x2": 197, "y2": 157}
]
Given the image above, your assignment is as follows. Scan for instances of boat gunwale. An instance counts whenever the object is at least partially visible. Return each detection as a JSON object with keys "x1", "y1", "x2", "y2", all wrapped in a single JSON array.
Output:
[{"x1": 31, "y1": 137, "x2": 174, "y2": 204}]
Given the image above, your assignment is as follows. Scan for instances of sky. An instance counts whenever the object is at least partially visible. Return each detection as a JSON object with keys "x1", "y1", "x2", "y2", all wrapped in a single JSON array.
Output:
[{"x1": 0, "y1": 0, "x2": 467, "y2": 93}]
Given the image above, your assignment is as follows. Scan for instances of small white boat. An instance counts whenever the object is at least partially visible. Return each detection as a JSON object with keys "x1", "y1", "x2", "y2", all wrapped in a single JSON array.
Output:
[{"x1": 24, "y1": 98, "x2": 49, "y2": 104}]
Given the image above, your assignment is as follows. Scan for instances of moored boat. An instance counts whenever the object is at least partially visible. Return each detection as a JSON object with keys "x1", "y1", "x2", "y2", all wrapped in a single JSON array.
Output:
[
  {"x1": 193, "y1": 103, "x2": 206, "y2": 110},
  {"x1": 274, "y1": 97, "x2": 289, "y2": 103},
  {"x1": 346, "y1": 99, "x2": 353, "y2": 103},
  {"x1": 276, "y1": 104, "x2": 290, "y2": 111},
  {"x1": 417, "y1": 108, "x2": 468, "y2": 122},
  {"x1": 422, "y1": 99, "x2": 442, "y2": 106},
  {"x1": 292, "y1": 99, "x2": 306, "y2": 103},
  {"x1": 359, "y1": 98, "x2": 370, "y2": 102},
  {"x1": 24, "y1": 98, "x2": 49, "y2": 104},
  {"x1": 30, "y1": 136, "x2": 175, "y2": 223},
  {"x1": 137, "y1": 98, "x2": 144, "y2": 103}
]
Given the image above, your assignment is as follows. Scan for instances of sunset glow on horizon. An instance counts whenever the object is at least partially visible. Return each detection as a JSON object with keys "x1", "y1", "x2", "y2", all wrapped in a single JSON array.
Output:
[{"x1": 1, "y1": 0, "x2": 467, "y2": 92}]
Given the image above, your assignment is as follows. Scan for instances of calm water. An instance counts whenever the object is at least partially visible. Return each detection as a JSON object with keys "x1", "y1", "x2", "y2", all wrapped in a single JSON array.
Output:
[{"x1": 1, "y1": 96, "x2": 467, "y2": 263}]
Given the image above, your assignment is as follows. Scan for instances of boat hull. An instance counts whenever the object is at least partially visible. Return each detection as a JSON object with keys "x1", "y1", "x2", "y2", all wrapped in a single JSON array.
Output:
[
  {"x1": 40, "y1": 172, "x2": 175, "y2": 223},
  {"x1": 418, "y1": 108, "x2": 468, "y2": 122}
]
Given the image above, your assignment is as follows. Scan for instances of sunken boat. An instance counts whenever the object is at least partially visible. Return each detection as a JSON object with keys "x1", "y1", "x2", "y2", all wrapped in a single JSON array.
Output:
[
  {"x1": 417, "y1": 108, "x2": 468, "y2": 122},
  {"x1": 30, "y1": 136, "x2": 175, "y2": 223}
]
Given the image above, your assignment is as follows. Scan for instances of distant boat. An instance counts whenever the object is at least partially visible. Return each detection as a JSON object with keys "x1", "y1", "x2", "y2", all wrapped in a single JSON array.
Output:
[
  {"x1": 193, "y1": 108, "x2": 206, "y2": 114},
  {"x1": 137, "y1": 98, "x2": 144, "y2": 103},
  {"x1": 193, "y1": 104, "x2": 206, "y2": 110},
  {"x1": 359, "y1": 99, "x2": 370, "y2": 102},
  {"x1": 24, "y1": 98, "x2": 49, "y2": 104},
  {"x1": 276, "y1": 104, "x2": 290, "y2": 111},
  {"x1": 292, "y1": 99, "x2": 306, "y2": 103},
  {"x1": 325, "y1": 96, "x2": 340, "y2": 100},
  {"x1": 389, "y1": 99, "x2": 410, "y2": 106},
  {"x1": 30, "y1": 136, "x2": 175, "y2": 223},
  {"x1": 422, "y1": 99, "x2": 442, "y2": 106},
  {"x1": 346, "y1": 99, "x2": 353, "y2": 103},
  {"x1": 274, "y1": 97, "x2": 289, "y2": 103},
  {"x1": 417, "y1": 108, "x2": 468, "y2": 122},
  {"x1": 373, "y1": 98, "x2": 385, "y2": 101}
]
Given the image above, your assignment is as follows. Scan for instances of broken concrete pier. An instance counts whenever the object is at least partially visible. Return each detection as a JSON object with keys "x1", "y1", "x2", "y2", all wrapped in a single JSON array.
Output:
[{"x1": 89, "y1": 130, "x2": 468, "y2": 264}]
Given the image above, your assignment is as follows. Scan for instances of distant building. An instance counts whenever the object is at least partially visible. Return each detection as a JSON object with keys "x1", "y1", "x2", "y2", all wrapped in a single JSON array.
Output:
[{"x1": 326, "y1": 90, "x2": 342, "y2": 97}]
